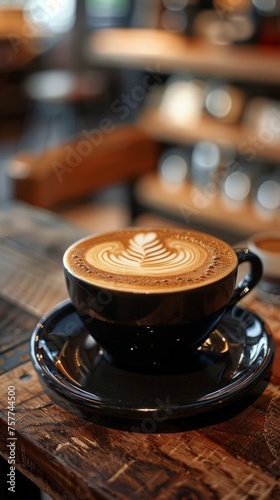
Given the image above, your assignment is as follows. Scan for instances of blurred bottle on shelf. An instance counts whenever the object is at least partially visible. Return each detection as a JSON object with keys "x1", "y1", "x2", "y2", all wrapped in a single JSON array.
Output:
[
  {"x1": 158, "y1": 0, "x2": 200, "y2": 34},
  {"x1": 191, "y1": 139, "x2": 236, "y2": 192},
  {"x1": 221, "y1": 157, "x2": 263, "y2": 209},
  {"x1": 253, "y1": 0, "x2": 280, "y2": 47},
  {"x1": 85, "y1": 0, "x2": 135, "y2": 28},
  {"x1": 253, "y1": 168, "x2": 280, "y2": 219},
  {"x1": 194, "y1": 0, "x2": 256, "y2": 45},
  {"x1": 222, "y1": 168, "x2": 251, "y2": 209},
  {"x1": 158, "y1": 146, "x2": 189, "y2": 188},
  {"x1": 204, "y1": 83, "x2": 245, "y2": 123},
  {"x1": 159, "y1": 76, "x2": 208, "y2": 127},
  {"x1": 24, "y1": 0, "x2": 77, "y2": 34},
  {"x1": 253, "y1": 0, "x2": 280, "y2": 15},
  {"x1": 221, "y1": 159, "x2": 277, "y2": 213},
  {"x1": 191, "y1": 140, "x2": 220, "y2": 186},
  {"x1": 242, "y1": 98, "x2": 280, "y2": 162}
]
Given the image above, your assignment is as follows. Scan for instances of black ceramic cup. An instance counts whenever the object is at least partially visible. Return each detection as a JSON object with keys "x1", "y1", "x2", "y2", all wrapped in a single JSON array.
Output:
[{"x1": 63, "y1": 228, "x2": 262, "y2": 373}]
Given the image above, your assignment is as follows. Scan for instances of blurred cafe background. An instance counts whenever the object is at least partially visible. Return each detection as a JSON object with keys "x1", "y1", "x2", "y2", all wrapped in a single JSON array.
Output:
[{"x1": 0, "y1": 0, "x2": 280, "y2": 244}]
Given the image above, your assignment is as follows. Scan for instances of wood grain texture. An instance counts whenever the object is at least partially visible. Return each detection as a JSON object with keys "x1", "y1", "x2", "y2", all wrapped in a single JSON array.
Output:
[
  {"x1": 0, "y1": 298, "x2": 36, "y2": 354},
  {"x1": 0, "y1": 203, "x2": 279, "y2": 499},
  {"x1": 247, "y1": 296, "x2": 280, "y2": 387},
  {"x1": 0, "y1": 362, "x2": 279, "y2": 500}
]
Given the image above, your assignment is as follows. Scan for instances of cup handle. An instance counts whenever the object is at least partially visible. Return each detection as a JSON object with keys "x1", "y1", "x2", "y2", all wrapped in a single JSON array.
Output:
[{"x1": 228, "y1": 248, "x2": 263, "y2": 307}]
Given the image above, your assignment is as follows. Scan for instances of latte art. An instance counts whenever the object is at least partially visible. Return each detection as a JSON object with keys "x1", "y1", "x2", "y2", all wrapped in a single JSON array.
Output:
[
  {"x1": 86, "y1": 232, "x2": 208, "y2": 275},
  {"x1": 64, "y1": 228, "x2": 237, "y2": 292}
]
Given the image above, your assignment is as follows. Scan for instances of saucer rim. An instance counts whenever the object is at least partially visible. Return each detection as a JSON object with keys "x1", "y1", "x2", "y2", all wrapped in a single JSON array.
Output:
[{"x1": 30, "y1": 299, "x2": 274, "y2": 420}]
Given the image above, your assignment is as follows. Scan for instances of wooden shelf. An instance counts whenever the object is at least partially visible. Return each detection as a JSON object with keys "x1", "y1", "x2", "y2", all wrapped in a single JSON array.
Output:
[
  {"x1": 135, "y1": 174, "x2": 280, "y2": 234},
  {"x1": 138, "y1": 107, "x2": 280, "y2": 164},
  {"x1": 87, "y1": 27, "x2": 280, "y2": 235},
  {"x1": 87, "y1": 28, "x2": 280, "y2": 84}
]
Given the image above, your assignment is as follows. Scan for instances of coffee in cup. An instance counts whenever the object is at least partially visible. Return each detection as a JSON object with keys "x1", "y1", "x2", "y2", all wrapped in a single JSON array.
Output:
[{"x1": 63, "y1": 228, "x2": 262, "y2": 372}]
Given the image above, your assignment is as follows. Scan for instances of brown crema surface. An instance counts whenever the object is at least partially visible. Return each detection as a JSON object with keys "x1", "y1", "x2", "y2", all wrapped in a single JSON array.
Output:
[{"x1": 64, "y1": 229, "x2": 237, "y2": 293}]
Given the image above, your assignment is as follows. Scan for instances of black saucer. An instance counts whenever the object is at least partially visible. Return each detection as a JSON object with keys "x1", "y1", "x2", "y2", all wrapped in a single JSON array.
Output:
[{"x1": 30, "y1": 299, "x2": 274, "y2": 421}]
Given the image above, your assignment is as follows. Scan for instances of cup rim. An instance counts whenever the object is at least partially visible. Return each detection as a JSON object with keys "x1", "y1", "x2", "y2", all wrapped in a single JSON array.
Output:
[
  {"x1": 249, "y1": 231, "x2": 280, "y2": 255},
  {"x1": 63, "y1": 228, "x2": 238, "y2": 295},
  {"x1": 248, "y1": 230, "x2": 280, "y2": 279}
]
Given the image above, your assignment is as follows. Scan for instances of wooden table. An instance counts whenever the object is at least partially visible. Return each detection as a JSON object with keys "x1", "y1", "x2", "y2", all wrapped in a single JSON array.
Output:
[{"x1": 0, "y1": 202, "x2": 279, "y2": 500}]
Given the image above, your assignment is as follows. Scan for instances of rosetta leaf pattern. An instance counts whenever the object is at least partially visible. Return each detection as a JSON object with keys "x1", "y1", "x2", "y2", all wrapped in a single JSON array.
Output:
[
  {"x1": 112, "y1": 232, "x2": 179, "y2": 268},
  {"x1": 90, "y1": 231, "x2": 203, "y2": 275}
]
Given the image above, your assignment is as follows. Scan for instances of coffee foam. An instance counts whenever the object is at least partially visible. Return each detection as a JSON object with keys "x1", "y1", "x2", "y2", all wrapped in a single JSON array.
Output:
[{"x1": 64, "y1": 229, "x2": 237, "y2": 292}]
